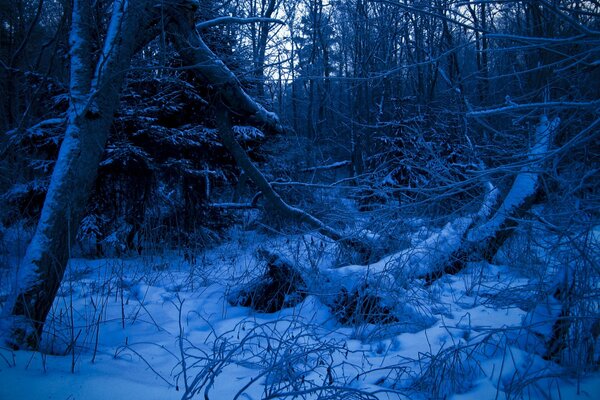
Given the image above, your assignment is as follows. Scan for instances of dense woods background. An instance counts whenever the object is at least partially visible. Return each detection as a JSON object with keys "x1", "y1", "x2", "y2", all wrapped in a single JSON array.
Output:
[
  {"x1": 2, "y1": 0, "x2": 597, "y2": 250},
  {"x1": 0, "y1": 0, "x2": 599, "y2": 397}
]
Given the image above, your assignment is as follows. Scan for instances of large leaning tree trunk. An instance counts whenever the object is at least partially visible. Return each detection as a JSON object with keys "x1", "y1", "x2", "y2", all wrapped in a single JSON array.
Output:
[
  {"x1": 166, "y1": 16, "x2": 374, "y2": 260},
  {"x1": 422, "y1": 115, "x2": 560, "y2": 284},
  {"x1": 166, "y1": 11, "x2": 284, "y2": 135},
  {"x1": 2, "y1": 0, "x2": 167, "y2": 350},
  {"x1": 213, "y1": 107, "x2": 373, "y2": 259},
  {"x1": 229, "y1": 116, "x2": 561, "y2": 325}
]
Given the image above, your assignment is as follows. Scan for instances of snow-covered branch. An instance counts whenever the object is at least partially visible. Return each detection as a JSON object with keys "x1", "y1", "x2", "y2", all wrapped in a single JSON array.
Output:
[
  {"x1": 214, "y1": 108, "x2": 373, "y2": 261},
  {"x1": 209, "y1": 202, "x2": 258, "y2": 210},
  {"x1": 270, "y1": 181, "x2": 354, "y2": 189},
  {"x1": 168, "y1": 15, "x2": 285, "y2": 135},
  {"x1": 467, "y1": 100, "x2": 600, "y2": 117},
  {"x1": 196, "y1": 17, "x2": 284, "y2": 30},
  {"x1": 300, "y1": 160, "x2": 351, "y2": 173}
]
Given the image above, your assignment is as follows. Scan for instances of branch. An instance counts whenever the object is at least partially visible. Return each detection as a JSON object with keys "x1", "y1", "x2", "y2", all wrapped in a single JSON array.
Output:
[
  {"x1": 485, "y1": 33, "x2": 589, "y2": 43},
  {"x1": 270, "y1": 181, "x2": 353, "y2": 189},
  {"x1": 211, "y1": 191, "x2": 263, "y2": 209},
  {"x1": 536, "y1": 0, "x2": 600, "y2": 37},
  {"x1": 467, "y1": 100, "x2": 600, "y2": 117},
  {"x1": 422, "y1": 116, "x2": 560, "y2": 284},
  {"x1": 214, "y1": 107, "x2": 373, "y2": 262},
  {"x1": 167, "y1": 14, "x2": 285, "y2": 134},
  {"x1": 368, "y1": 0, "x2": 488, "y2": 33},
  {"x1": 196, "y1": 17, "x2": 285, "y2": 30},
  {"x1": 209, "y1": 203, "x2": 258, "y2": 210},
  {"x1": 300, "y1": 160, "x2": 351, "y2": 173}
]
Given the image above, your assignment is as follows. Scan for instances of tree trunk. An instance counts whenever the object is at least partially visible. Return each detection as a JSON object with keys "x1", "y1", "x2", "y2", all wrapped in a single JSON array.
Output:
[
  {"x1": 253, "y1": 0, "x2": 277, "y2": 98},
  {"x1": 214, "y1": 106, "x2": 373, "y2": 261},
  {"x1": 422, "y1": 116, "x2": 560, "y2": 284},
  {"x1": 5, "y1": 0, "x2": 159, "y2": 349},
  {"x1": 166, "y1": 13, "x2": 284, "y2": 135}
]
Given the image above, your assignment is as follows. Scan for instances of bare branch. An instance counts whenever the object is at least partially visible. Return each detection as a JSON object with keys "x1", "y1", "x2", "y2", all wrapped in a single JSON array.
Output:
[
  {"x1": 467, "y1": 100, "x2": 600, "y2": 117},
  {"x1": 209, "y1": 203, "x2": 258, "y2": 210},
  {"x1": 300, "y1": 160, "x2": 351, "y2": 173},
  {"x1": 196, "y1": 17, "x2": 285, "y2": 30}
]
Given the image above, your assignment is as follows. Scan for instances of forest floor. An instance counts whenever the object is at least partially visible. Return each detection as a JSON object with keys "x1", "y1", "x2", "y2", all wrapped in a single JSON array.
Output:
[{"x1": 1, "y1": 227, "x2": 599, "y2": 400}]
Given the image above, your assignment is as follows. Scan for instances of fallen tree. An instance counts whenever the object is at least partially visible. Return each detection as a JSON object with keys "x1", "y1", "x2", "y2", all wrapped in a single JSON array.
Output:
[
  {"x1": 229, "y1": 116, "x2": 561, "y2": 329},
  {"x1": 421, "y1": 115, "x2": 560, "y2": 284}
]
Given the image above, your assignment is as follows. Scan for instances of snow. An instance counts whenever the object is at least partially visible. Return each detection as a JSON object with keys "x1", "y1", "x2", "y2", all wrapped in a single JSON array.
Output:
[
  {"x1": 9, "y1": 131, "x2": 78, "y2": 299},
  {"x1": 233, "y1": 125, "x2": 265, "y2": 140},
  {"x1": 0, "y1": 353, "x2": 176, "y2": 400},
  {"x1": 468, "y1": 116, "x2": 559, "y2": 244},
  {"x1": 1, "y1": 228, "x2": 598, "y2": 399},
  {"x1": 4, "y1": 0, "x2": 103, "y2": 334},
  {"x1": 93, "y1": 0, "x2": 127, "y2": 88},
  {"x1": 325, "y1": 206, "x2": 492, "y2": 288}
]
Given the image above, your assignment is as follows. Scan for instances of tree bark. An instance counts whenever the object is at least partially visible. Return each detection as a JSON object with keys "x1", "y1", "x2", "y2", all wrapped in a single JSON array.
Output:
[
  {"x1": 166, "y1": 13, "x2": 284, "y2": 135},
  {"x1": 214, "y1": 106, "x2": 372, "y2": 261},
  {"x1": 5, "y1": 0, "x2": 160, "y2": 349},
  {"x1": 422, "y1": 116, "x2": 560, "y2": 284}
]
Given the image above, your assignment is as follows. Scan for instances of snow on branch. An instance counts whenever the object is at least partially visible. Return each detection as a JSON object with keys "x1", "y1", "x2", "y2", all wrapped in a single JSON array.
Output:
[
  {"x1": 467, "y1": 100, "x2": 600, "y2": 117},
  {"x1": 270, "y1": 181, "x2": 354, "y2": 189},
  {"x1": 209, "y1": 202, "x2": 258, "y2": 210},
  {"x1": 168, "y1": 17, "x2": 284, "y2": 135},
  {"x1": 28, "y1": 118, "x2": 65, "y2": 130},
  {"x1": 196, "y1": 17, "x2": 285, "y2": 30},
  {"x1": 300, "y1": 160, "x2": 351, "y2": 173},
  {"x1": 417, "y1": 116, "x2": 560, "y2": 285},
  {"x1": 467, "y1": 116, "x2": 560, "y2": 243},
  {"x1": 210, "y1": 191, "x2": 262, "y2": 210}
]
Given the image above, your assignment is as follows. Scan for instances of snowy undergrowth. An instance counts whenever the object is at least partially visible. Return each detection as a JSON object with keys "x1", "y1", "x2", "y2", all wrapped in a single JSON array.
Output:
[{"x1": 1, "y1": 227, "x2": 599, "y2": 400}]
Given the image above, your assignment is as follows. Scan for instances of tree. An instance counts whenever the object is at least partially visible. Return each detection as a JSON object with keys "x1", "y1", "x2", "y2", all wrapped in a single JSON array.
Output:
[
  {"x1": 3, "y1": 0, "x2": 368, "y2": 349},
  {"x1": 4, "y1": 0, "x2": 165, "y2": 349},
  {"x1": 166, "y1": 7, "x2": 374, "y2": 257},
  {"x1": 250, "y1": 0, "x2": 282, "y2": 98}
]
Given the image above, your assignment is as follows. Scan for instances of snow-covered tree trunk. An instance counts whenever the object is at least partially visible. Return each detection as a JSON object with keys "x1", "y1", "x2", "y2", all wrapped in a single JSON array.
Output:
[
  {"x1": 4, "y1": 0, "x2": 157, "y2": 349},
  {"x1": 166, "y1": 10, "x2": 285, "y2": 135},
  {"x1": 165, "y1": 13, "x2": 373, "y2": 260},
  {"x1": 423, "y1": 115, "x2": 560, "y2": 284}
]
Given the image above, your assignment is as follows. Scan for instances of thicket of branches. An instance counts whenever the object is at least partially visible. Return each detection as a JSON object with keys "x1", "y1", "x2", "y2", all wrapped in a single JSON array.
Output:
[
  {"x1": 0, "y1": 0, "x2": 598, "y2": 381},
  {"x1": 2, "y1": 0, "x2": 597, "y2": 246}
]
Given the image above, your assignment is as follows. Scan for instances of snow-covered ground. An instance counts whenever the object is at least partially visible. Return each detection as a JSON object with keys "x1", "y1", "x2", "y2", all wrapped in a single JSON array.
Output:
[{"x1": 1, "y1": 228, "x2": 599, "y2": 399}]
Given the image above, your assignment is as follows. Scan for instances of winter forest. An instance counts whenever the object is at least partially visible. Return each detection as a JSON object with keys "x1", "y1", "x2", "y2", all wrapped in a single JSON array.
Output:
[{"x1": 0, "y1": 0, "x2": 599, "y2": 398}]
